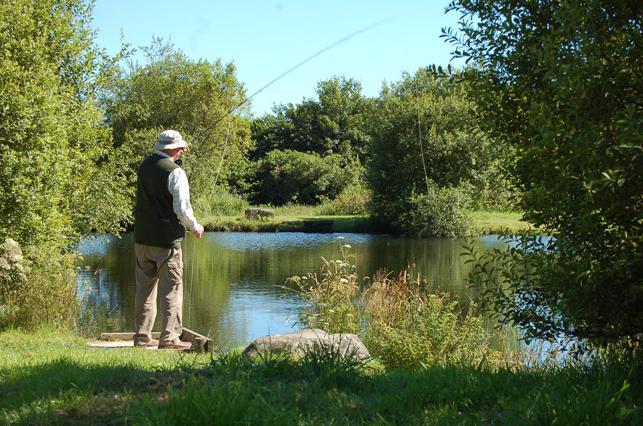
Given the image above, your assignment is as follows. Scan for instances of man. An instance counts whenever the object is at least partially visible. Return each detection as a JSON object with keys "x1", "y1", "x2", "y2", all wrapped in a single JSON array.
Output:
[{"x1": 133, "y1": 130, "x2": 204, "y2": 350}]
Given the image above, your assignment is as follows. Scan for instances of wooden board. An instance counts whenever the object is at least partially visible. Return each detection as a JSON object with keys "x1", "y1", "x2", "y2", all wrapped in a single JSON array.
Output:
[{"x1": 97, "y1": 328, "x2": 214, "y2": 353}]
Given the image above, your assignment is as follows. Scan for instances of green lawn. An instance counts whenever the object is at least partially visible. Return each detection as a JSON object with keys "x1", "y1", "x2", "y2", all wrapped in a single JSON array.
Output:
[
  {"x1": 1, "y1": 329, "x2": 640, "y2": 425},
  {"x1": 202, "y1": 210, "x2": 531, "y2": 235}
]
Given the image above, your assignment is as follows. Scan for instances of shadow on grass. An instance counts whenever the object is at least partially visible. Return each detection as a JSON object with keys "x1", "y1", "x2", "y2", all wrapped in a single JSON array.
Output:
[
  {"x1": 1, "y1": 353, "x2": 640, "y2": 425},
  {"x1": 0, "y1": 357, "x2": 194, "y2": 424}
]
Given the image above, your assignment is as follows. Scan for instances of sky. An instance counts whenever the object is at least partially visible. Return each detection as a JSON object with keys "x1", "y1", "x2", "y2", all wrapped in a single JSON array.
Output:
[{"x1": 91, "y1": 0, "x2": 462, "y2": 116}]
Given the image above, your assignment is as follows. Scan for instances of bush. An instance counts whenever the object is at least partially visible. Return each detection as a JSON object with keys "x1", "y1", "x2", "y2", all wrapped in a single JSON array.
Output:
[
  {"x1": 394, "y1": 185, "x2": 471, "y2": 237},
  {"x1": 290, "y1": 246, "x2": 361, "y2": 335},
  {"x1": 0, "y1": 239, "x2": 79, "y2": 330},
  {"x1": 446, "y1": 1, "x2": 643, "y2": 344},
  {"x1": 292, "y1": 246, "x2": 488, "y2": 368},
  {"x1": 319, "y1": 180, "x2": 371, "y2": 215},
  {"x1": 253, "y1": 149, "x2": 361, "y2": 206},
  {"x1": 366, "y1": 69, "x2": 498, "y2": 235},
  {"x1": 194, "y1": 190, "x2": 249, "y2": 217},
  {"x1": 363, "y1": 270, "x2": 487, "y2": 368}
]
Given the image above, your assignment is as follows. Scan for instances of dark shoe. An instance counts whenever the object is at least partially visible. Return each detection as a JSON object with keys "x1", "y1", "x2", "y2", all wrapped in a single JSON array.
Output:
[
  {"x1": 134, "y1": 338, "x2": 159, "y2": 348},
  {"x1": 158, "y1": 340, "x2": 192, "y2": 350}
]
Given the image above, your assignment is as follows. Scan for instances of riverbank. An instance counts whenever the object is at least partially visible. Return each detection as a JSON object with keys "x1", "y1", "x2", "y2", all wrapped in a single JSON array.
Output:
[
  {"x1": 1, "y1": 329, "x2": 639, "y2": 424},
  {"x1": 201, "y1": 210, "x2": 531, "y2": 235}
]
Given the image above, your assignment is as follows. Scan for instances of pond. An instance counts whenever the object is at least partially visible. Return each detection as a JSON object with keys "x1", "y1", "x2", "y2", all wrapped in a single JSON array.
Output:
[{"x1": 77, "y1": 232, "x2": 507, "y2": 348}]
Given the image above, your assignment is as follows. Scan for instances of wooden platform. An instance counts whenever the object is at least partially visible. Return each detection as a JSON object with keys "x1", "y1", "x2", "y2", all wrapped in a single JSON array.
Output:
[{"x1": 88, "y1": 328, "x2": 214, "y2": 353}]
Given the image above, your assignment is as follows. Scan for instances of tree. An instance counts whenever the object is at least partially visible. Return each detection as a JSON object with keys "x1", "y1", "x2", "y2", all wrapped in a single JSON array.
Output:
[
  {"x1": 0, "y1": 0, "x2": 125, "y2": 248},
  {"x1": 252, "y1": 150, "x2": 361, "y2": 205},
  {"x1": 445, "y1": 1, "x2": 642, "y2": 343},
  {"x1": 251, "y1": 76, "x2": 372, "y2": 163},
  {"x1": 366, "y1": 68, "x2": 494, "y2": 236},
  {"x1": 104, "y1": 40, "x2": 254, "y2": 209}
]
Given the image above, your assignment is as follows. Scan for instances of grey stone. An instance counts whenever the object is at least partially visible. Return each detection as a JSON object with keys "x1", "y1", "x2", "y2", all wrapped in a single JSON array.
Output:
[
  {"x1": 244, "y1": 208, "x2": 275, "y2": 221},
  {"x1": 242, "y1": 328, "x2": 370, "y2": 361}
]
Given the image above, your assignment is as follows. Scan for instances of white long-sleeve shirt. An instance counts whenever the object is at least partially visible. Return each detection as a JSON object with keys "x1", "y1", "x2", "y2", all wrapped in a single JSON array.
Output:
[{"x1": 155, "y1": 151, "x2": 203, "y2": 233}]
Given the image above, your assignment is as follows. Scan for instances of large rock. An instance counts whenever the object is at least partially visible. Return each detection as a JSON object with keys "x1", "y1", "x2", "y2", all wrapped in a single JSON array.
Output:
[{"x1": 242, "y1": 329, "x2": 370, "y2": 361}]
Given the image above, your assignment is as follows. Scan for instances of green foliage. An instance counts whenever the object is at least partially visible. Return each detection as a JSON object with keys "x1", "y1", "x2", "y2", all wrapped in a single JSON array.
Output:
[
  {"x1": 0, "y1": 239, "x2": 79, "y2": 330},
  {"x1": 194, "y1": 190, "x2": 249, "y2": 217},
  {"x1": 318, "y1": 180, "x2": 371, "y2": 216},
  {"x1": 0, "y1": 0, "x2": 129, "y2": 330},
  {"x1": 251, "y1": 76, "x2": 373, "y2": 162},
  {"x1": 290, "y1": 248, "x2": 362, "y2": 334},
  {"x1": 445, "y1": 1, "x2": 643, "y2": 343},
  {"x1": 253, "y1": 149, "x2": 362, "y2": 205},
  {"x1": 105, "y1": 39, "x2": 254, "y2": 205},
  {"x1": 395, "y1": 185, "x2": 471, "y2": 238},
  {"x1": 367, "y1": 69, "x2": 495, "y2": 236},
  {"x1": 0, "y1": 0, "x2": 128, "y2": 248},
  {"x1": 293, "y1": 248, "x2": 489, "y2": 368},
  {"x1": 363, "y1": 270, "x2": 487, "y2": 368}
]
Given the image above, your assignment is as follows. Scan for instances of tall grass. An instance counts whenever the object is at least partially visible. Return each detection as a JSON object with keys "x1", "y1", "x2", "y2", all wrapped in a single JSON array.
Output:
[{"x1": 291, "y1": 245, "x2": 489, "y2": 368}]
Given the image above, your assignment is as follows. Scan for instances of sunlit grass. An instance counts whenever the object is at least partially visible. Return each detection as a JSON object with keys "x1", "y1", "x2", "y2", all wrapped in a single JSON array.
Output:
[
  {"x1": 202, "y1": 209, "x2": 530, "y2": 235},
  {"x1": 469, "y1": 210, "x2": 532, "y2": 235},
  {"x1": 1, "y1": 328, "x2": 640, "y2": 425}
]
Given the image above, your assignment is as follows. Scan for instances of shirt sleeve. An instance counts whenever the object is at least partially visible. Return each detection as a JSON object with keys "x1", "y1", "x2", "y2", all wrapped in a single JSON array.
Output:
[{"x1": 167, "y1": 168, "x2": 202, "y2": 233}]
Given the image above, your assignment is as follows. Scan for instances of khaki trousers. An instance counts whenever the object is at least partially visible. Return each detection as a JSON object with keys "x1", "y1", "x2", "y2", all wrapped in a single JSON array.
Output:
[{"x1": 134, "y1": 243, "x2": 184, "y2": 345}]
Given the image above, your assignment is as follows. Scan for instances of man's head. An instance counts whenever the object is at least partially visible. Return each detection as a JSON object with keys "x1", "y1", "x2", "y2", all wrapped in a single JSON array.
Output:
[{"x1": 156, "y1": 130, "x2": 188, "y2": 161}]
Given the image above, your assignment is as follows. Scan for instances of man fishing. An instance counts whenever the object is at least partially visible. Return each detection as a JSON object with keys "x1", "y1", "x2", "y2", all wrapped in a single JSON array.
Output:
[{"x1": 132, "y1": 130, "x2": 204, "y2": 350}]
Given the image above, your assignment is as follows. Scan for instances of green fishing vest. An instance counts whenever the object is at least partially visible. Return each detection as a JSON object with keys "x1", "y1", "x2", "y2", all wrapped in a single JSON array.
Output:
[{"x1": 134, "y1": 153, "x2": 185, "y2": 248}]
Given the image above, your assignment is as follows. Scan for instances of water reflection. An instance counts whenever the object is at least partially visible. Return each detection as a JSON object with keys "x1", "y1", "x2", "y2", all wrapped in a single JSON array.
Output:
[{"x1": 77, "y1": 232, "x2": 505, "y2": 347}]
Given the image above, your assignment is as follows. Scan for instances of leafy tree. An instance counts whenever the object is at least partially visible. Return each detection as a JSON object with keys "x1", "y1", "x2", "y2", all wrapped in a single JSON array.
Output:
[
  {"x1": 104, "y1": 40, "x2": 254, "y2": 207},
  {"x1": 251, "y1": 76, "x2": 372, "y2": 162},
  {"x1": 445, "y1": 1, "x2": 642, "y2": 343},
  {"x1": 252, "y1": 150, "x2": 361, "y2": 205},
  {"x1": 366, "y1": 69, "x2": 493, "y2": 236},
  {"x1": 0, "y1": 0, "x2": 125, "y2": 247}
]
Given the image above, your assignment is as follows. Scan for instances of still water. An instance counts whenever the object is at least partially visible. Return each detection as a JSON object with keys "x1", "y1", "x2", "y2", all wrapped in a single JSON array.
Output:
[{"x1": 77, "y1": 232, "x2": 505, "y2": 348}]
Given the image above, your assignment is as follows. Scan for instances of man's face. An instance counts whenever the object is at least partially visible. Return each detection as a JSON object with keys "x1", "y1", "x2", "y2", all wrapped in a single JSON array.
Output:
[{"x1": 172, "y1": 146, "x2": 188, "y2": 158}]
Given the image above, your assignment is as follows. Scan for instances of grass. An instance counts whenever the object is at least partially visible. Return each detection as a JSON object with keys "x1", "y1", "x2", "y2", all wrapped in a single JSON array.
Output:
[
  {"x1": 1, "y1": 328, "x2": 640, "y2": 425},
  {"x1": 202, "y1": 209, "x2": 530, "y2": 235},
  {"x1": 468, "y1": 210, "x2": 531, "y2": 235}
]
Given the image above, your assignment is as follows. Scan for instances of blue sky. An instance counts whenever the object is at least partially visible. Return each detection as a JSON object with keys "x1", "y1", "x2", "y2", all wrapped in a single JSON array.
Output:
[{"x1": 91, "y1": 0, "x2": 461, "y2": 116}]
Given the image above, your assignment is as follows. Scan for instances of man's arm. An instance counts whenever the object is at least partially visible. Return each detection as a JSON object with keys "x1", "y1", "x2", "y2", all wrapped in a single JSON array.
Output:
[{"x1": 167, "y1": 168, "x2": 204, "y2": 238}]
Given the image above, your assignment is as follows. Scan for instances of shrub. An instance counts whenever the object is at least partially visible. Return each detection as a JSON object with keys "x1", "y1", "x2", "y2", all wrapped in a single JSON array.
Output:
[
  {"x1": 446, "y1": 0, "x2": 643, "y2": 346},
  {"x1": 319, "y1": 180, "x2": 371, "y2": 215},
  {"x1": 194, "y1": 190, "x2": 249, "y2": 217},
  {"x1": 293, "y1": 246, "x2": 489, "y2": 368},
  {"x1": 253, "y1": 149, "x2": 361, "y2": 206},
  {"x1": 366, "y1": 69, "x2": 499, "y2": 235},
  {"x1": 0, "y1": 239, "x2": 79, "y2": 330},
  {"x1": 364, "y1": 270, "x2": 488, "y2": 368},
  {"x1": 290, "y1": 246, "x2": 361, "y2": 335},
  {"x1": 394, "y1": 185, "x2": 471, "y2": 237}
]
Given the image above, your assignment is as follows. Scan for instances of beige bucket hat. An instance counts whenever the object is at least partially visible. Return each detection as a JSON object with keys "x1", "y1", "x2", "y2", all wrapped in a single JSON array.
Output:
[{"x1": 155, "y1": 130, "x2": 188, "y2": 150}]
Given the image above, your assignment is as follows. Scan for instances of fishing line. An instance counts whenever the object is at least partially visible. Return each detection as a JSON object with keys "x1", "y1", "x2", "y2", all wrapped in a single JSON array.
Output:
[
  {"x1": 209, "y1": 17, "x2": 396, "y2": 131},
  {"x1": 414, "y1": 78, "x2": 430, "y2": 194},
  {"x1": 199, "y1": 17, "x2": 396, "y2": 192}
]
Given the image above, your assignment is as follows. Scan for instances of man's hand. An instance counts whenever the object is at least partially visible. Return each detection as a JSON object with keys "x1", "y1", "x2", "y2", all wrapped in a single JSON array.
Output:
[{"x1": 193, "y1": 224, "x2": 204, "y2": 238}]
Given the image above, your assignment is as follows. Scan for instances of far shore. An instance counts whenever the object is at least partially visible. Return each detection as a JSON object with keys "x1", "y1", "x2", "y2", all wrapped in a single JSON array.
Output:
[{"x1": 200, "y1": 211, "x2": 532, "y2": 236}]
